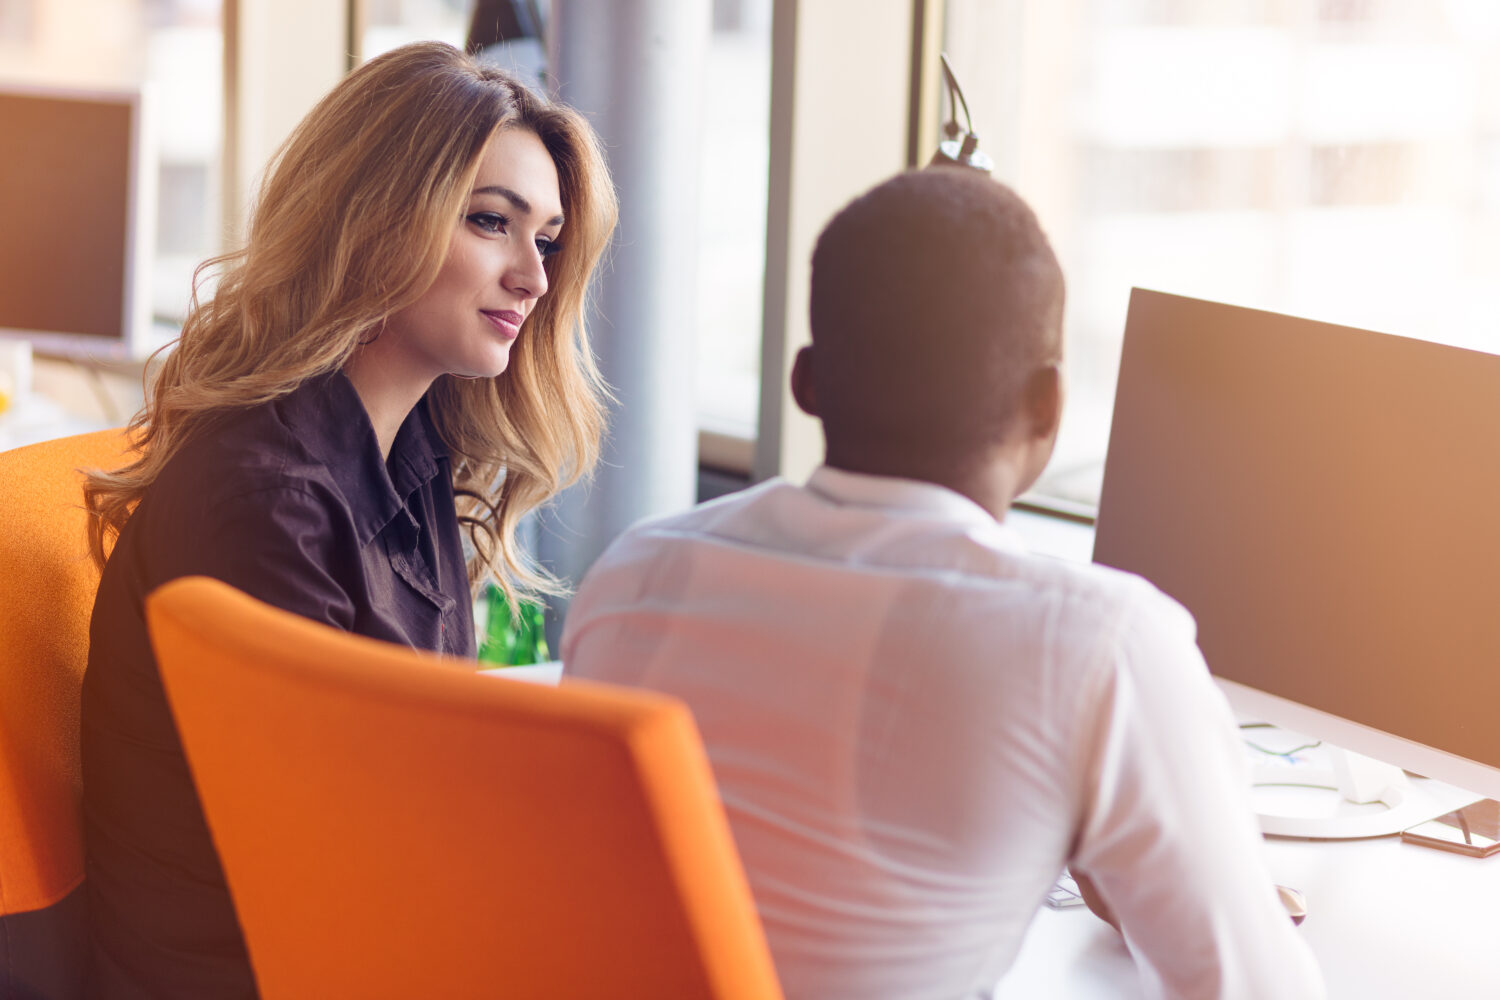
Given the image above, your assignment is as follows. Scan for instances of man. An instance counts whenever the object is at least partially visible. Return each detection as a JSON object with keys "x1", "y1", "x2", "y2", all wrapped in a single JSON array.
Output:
[{"x1": 562, "y1": 169, "x2": 1323, "y2": 999}]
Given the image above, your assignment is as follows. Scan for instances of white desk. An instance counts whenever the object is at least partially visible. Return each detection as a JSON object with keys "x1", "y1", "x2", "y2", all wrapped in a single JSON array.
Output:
[
  {"x1": 1001, "y1": 506, "x2": 1500, "y2": 997},
  {"x1": 0, "y1": 391, "x2": 108, "y2": 449},
  {"x1": 996, "y1": 832, "x2": 1500, "y2": 997}
]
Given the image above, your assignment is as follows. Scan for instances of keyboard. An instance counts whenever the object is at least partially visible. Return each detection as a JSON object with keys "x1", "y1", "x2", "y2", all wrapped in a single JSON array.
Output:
[{"x1": 1045, "y1": 869, "x2": 1086, "y2": 909}]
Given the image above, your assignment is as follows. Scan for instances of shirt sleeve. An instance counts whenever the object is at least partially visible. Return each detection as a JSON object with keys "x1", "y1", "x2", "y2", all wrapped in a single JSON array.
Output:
[
  {"x1": 161, "y1": 484, "x2": 360, "y2": 634},
  {"x1": 1068, "y1": 583, "x2": 1326, "y2": 1000}
]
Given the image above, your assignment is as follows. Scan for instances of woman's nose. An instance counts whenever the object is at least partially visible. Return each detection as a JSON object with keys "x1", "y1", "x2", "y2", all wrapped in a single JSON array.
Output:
[{"x1": 504, "y1": 245, "x2": 549, "y2": 300}]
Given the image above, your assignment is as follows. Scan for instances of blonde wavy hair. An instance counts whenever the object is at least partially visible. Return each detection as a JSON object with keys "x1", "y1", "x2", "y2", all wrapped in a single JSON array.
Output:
[{"x1": 84, "y1": 41, "x2": 617, "y2": 606}]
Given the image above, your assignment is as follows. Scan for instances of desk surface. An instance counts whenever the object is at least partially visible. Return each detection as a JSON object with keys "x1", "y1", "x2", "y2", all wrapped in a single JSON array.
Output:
[
  {"x1": 0, "y1": 392, "x2": 108, "y2": 449},
  {"x1": 996, "y1": 832, "x2": 1500, "y2": 997}
]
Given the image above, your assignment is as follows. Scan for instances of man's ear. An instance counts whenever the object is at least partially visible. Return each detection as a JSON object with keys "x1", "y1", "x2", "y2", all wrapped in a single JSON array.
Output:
[
  {"x1": 790, "y1": 345, "x2": 819, "y2": 417},
  {"x1": 1023, "y1": 363, "x2": 1063, "y2": 441}
]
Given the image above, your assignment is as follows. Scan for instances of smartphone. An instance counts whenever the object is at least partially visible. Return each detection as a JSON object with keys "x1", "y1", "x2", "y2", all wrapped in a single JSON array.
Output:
[{"x1": 1400, "y1": 803, "x2": 1500, "y2": 858}]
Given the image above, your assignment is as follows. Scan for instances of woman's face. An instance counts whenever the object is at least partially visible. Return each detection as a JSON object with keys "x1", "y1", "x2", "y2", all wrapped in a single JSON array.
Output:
[{"x1": 386, "y1": 127, "x2": 564, "y2": 383}]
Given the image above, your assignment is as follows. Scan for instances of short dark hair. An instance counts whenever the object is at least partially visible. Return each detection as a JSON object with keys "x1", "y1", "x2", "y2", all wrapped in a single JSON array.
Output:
[{"x1": 808, "y1": 168, "x2": 1064, "y2": 458}]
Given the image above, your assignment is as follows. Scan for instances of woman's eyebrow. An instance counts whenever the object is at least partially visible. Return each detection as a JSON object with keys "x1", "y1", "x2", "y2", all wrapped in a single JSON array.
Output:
[{"x1": 474, "y1": 184, "x2": 565, "y2": 226}]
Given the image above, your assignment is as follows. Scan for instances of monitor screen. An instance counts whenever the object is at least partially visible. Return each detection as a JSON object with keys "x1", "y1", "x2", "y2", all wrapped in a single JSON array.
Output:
[
  {"x1": 1093, "y1": 288, "x2": 1500, "y2": 807},
  {"x1": 0, "y1": 82, "x2": 154, "y2": 360}
]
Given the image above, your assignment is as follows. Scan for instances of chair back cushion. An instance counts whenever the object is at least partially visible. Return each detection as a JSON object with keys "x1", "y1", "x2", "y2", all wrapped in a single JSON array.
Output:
[
  {"x1": 0, "y1": 428, "x2": 128, "y2": 915},
  {"x1": 148, "y1": 576, "x2": 782, "y2": 1000}
]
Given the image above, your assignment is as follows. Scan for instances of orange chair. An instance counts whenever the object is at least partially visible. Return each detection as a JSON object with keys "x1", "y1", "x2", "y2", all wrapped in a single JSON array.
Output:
[
  {"x1": 0, "y1": 428, "x2": 131, "y2": 998},
  {"x1": 146, "y1": 576, "x2": 784, "y2": 1000}
]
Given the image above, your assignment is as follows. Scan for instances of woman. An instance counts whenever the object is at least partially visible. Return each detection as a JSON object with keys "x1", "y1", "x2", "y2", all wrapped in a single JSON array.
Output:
[{"x1": 81, "y1": 42, "x2": 616, "y2": 998}]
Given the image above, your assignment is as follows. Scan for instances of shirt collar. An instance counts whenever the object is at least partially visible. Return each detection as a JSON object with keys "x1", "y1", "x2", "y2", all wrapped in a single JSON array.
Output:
[
  {"x1": 804, "y1": 464, "x2": 1029, "y2": 553},
  {"x1": 278, "y1": 370, "x2": 449, "y2": 547}
]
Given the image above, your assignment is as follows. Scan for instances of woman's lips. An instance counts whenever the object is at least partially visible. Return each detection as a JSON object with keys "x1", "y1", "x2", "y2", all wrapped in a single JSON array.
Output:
[{"x1": 482, "y1": 309, "x2": 523, "y2": 339}]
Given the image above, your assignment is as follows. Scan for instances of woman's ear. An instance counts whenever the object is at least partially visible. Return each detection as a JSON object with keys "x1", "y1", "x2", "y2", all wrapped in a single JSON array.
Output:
[{"x1": 790, "y1": 345, "x2": 819, "y2": 418}]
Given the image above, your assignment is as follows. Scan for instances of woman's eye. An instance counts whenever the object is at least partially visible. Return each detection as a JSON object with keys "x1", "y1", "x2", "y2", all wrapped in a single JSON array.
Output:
[
  {"x1": 467, "y1": 212, "x2": 507, "y2": 234},
  {"x1": 537, "y1": 238, "x2": 563, "y2": 258}
]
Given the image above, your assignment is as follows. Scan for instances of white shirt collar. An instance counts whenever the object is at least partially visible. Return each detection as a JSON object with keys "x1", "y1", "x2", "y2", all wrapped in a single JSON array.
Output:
[{"x1": 804, "y1": 465, "x2": 1029, "y2": 553}]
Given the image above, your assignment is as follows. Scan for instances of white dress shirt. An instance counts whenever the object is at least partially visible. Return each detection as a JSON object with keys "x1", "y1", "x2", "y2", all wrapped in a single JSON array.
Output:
[{"x1": 562, "y1": 467, "x2": 1325, "y2": 1000}]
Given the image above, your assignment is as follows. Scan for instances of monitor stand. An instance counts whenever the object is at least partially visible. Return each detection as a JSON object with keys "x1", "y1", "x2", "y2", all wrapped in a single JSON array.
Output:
[{"x1": 1250, "y1": 743, "x2": 1483, "y2": 840}]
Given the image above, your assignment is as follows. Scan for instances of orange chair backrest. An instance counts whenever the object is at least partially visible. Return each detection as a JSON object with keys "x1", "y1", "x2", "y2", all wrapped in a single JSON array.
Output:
[
  {"x1": 0, "y1": 428, "x2": 129, "y2": 917},
  {"x1": 147, "y1": 576, "x2": 784, "y2": 1000}
]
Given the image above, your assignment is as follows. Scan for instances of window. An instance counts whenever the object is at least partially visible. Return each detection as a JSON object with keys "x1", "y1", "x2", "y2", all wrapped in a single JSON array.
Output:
[
  {"x1": 359, "y1": 0, "x2": 467, "y2": 59},
  {"x1": 944, "y1": 0, "x2": 1500, "y2": 509},
  {"x1": 697, "y1": 0, "x2": 772, "y2": 446}
]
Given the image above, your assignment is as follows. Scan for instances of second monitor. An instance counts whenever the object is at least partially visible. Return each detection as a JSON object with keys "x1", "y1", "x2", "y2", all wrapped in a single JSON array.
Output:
[{"x1": 0, "y1": 82, "x2": 156, "y2": 361}]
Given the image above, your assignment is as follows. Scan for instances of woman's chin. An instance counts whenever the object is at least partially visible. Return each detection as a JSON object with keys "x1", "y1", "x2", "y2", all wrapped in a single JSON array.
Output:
[{"x1": 451, "y1": 353, "x2": 512, "y2": 381}]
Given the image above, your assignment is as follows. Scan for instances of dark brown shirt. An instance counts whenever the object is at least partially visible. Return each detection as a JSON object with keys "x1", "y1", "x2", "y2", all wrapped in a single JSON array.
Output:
[{"x1": 82, "y1": 371, "x2": 475, "y2": 999}]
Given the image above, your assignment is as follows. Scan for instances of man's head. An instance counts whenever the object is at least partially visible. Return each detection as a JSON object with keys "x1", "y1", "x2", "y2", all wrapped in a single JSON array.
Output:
[{"x1": 796, "y1": 168, "x2": 1065, "y2": 499}]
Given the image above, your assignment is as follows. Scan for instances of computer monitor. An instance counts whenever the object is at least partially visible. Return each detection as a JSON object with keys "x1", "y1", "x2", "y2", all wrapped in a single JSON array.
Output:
[
  {"x1": 1093, "y1": 288, "x2": 1500, "y2": 839},
  {"x1": 0, "y1": 82, "x2": 156, "y2": 361}
]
